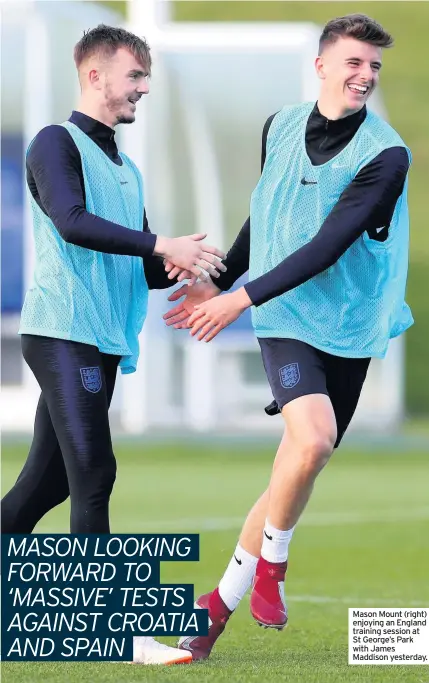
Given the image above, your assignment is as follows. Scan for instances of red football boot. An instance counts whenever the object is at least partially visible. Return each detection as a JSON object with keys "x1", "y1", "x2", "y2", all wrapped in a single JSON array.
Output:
[
  {"x1": 250, "y1": 557, "x2": 288, "y2": 630},
  {"x1": 178, "y1": 588, "x2": 232, "y2": 661}
]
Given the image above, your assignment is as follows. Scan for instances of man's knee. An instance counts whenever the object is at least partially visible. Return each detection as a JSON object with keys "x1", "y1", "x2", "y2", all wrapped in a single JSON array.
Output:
[
  {"x1": 89, "y1": 458, "x2": 117, "y2": 497},
  {"x1": 98, "y1": 457, "x2": 117, "y2": 495},
  {"x1": 279, "y1": 395, "x2": 337, "y2": 475},
  {"x1": 275, "y1": 421, "x2": 337, "y2": 468},
  {"x1": 295, "y1": 429, "x2": 336, "y2": 474},
  {"x1": 70, "y1": 452, "x2": 117, "y2": 499}
]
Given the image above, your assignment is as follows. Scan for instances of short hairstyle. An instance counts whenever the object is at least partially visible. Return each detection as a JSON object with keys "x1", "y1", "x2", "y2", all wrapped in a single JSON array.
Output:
[
  {"x1": 319, "y1": 14, "x2": 393, "y2": 55},
  {"x1": 74, "y1": 24, "x2": 151, "y2": 74}
]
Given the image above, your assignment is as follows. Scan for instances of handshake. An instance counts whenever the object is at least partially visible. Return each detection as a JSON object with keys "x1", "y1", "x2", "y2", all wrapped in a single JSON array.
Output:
[
  {"x1": 155, "y1": 232, "x2": 252, "y2": 343},
  {"x1": 154, "y1": 232, "x2": 226, "y2": 284},
  {"x1": 155, "y1": 233, "x2": 253, "y2": 343}
]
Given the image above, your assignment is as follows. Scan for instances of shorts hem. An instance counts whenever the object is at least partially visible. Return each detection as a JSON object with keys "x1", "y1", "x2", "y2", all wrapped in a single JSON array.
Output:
[
  {"x1": 255, "y1": 331, "x2": 380, "y2": 359},
  {"x1": 19, "y1": 328, "x2": 129, "y2": 358},
  {"x1": 274, "y1": 388, "x2": 330, "y2": 414}
]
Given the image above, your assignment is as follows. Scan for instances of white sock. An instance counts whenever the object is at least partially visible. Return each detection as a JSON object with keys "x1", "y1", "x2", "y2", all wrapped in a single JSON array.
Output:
[
  {"x1": 261, "y1": 519, "x2": 295, "y2": 563},
  {"x1": 218, "y1": 543, "x2": 258, "y2": 611}
]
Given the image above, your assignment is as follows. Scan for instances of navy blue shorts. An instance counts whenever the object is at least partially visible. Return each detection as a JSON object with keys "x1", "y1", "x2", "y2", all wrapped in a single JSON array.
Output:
[{"x1": 258, "y1": 338, "x2": 371, "y2": 448}]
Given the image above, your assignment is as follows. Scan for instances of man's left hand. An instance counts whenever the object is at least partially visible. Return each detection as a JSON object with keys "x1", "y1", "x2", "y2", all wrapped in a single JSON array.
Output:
[{"x1": 188, "y1": 287, "x2": 252, "y2": 342}]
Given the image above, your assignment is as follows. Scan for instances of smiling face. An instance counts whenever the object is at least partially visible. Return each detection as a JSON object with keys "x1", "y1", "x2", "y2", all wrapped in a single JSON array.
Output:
[
  {"x1": 78, "y1": 46, "x2": 150, "y2": 128},
  {"x1": 316, "y1": 36, "x2": 382, "y2": 118},
  {"x1": 99, "y1": 48, "x2": 150, "y2": 125}
]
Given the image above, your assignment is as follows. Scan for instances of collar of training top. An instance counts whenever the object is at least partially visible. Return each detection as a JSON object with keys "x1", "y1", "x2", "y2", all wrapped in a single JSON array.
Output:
[
  {"x1": 69, "y1": 110, "x2": 116, "y2": 143},
  {"x1": 310, "y1": 103, "x2": 367, "y2": 135}
]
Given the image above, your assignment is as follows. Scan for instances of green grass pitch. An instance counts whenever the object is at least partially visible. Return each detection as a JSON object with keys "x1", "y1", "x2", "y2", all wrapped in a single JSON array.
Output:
[{"x1": 1, "y1": 441, "x2": 428, "y2": 682}]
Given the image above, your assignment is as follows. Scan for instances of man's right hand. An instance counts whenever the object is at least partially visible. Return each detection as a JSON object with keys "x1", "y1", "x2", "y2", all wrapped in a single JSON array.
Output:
[
  {"x1": 154, "y1": 234, "x2": 226, "y2": 280},
  {"x1": 163, "y1": 280, "x2": 221, "y2": 329}
]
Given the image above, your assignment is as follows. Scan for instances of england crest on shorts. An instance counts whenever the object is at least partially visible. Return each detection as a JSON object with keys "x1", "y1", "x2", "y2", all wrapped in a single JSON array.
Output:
[
  {"x1": 279, "y1": 362, "x2": 300, "y2": 389},
  {"x1": 80, "y1": 367, "x2": 102, "y2": 393}
]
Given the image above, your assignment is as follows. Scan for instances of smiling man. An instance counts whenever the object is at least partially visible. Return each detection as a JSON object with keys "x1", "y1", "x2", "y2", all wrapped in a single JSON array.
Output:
[
  {"x1": 0, "y1": 24, "x2": 229, "y2": 664},
  {"x1": 165, "y1": 15, "x2": 413, "y2": 660}
]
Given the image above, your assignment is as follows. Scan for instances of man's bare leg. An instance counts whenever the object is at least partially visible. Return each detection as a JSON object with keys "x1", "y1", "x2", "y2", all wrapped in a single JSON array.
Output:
[
  {"x1": 250, "y1": 394, "x2": 337, "y2": 628},
  {"x1": 178, "y1": 395, "x2": 337, "y2": 657}
]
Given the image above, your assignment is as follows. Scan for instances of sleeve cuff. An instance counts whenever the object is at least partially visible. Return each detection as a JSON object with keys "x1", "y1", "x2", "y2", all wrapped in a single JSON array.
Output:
[
  {"x1": 141, "y1": 231, "x2": 157, "y2": 257},
  {"x1": 243, "y1": 281, "x2": 258, "y2": 306}
]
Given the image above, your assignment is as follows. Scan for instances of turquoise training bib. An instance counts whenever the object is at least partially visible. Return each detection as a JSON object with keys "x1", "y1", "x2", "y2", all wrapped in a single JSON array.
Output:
[
  {"x1": 20, "y1": 122, "x2": 148, "y2": 374},
  {"x1": 249, "y1": 103, "x2": 413, "y2": 358}
]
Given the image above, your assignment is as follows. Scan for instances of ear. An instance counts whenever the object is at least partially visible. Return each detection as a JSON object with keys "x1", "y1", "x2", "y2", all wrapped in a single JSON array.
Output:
[
  {"x1": 88, "y1": 68, "x2": 102, "y2": 90},
  {"x1": 315, "y1": 55, "x2": 326, "y2": 80}
]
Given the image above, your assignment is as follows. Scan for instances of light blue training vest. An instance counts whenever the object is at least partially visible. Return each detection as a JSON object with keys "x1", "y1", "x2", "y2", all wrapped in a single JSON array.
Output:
[
  {"x1": 249, "y1": 102, "x2": 413, "y2": 358},
  {"x1": 19, "y1": 122, "x2": 148, "y2": 374}
]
